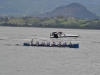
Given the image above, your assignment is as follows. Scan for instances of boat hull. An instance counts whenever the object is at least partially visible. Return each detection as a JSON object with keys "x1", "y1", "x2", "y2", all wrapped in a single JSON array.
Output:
[
  {"x1": 23, "y1": 43, "x2": 79, "y2": 48},
  {"x1": 50, "y1": 32, "x2": 79, "y2": 38},
  {"x1": 50, "y1": 35, "x2": 79, "y2": 38}
]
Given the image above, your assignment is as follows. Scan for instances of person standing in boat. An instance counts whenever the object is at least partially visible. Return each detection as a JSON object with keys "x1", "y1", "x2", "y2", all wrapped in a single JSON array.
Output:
[{"x1": 31, "y1": 39, "x2": 33, "y2": 45}]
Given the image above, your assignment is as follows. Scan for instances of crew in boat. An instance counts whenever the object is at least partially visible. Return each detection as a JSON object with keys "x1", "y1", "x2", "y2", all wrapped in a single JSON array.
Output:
[
  {"x1": 31, "y1": 39, "x2": 33, "y2": 45},
  {"x1": 40, "y1": 42, "x2": 43, "y2": 45},
  {"x1": 40, "y1": 42, "x2": 46, "y2": 46},
  {"x1": 59, "y1": 31, "x2": 62, "y2": 36},
  {"x1": 63, "y1": 42, "x2": 67, "y2": 46},
  {"x1": 47, "y1": 42, "x2": 50, "y2": 46},
  {"x1": 58, "y1": 42, "x2": 61, "y2": 46},
  {"x1": 52, "y1": 42, "x2": 56, "y2": 46},
  {"x1": 36, "y1": 41, "x2": 39, "y2": 46},
  {"x1": 69, "y1": 41, "x2": 72, "y2": 45},
  {"x1": 43, "y1": 42, "x2": 46, "y2": 46}
]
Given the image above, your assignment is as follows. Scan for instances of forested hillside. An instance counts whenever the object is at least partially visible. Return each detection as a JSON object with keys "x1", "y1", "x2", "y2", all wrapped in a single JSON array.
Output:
[{"x1": 0, "y1": 17, "x2": 100, "y2": 29}]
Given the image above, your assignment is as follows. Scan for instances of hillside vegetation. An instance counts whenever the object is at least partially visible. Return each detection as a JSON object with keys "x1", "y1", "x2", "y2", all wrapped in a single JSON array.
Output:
[{"x1": 0, "y1": 17, "x2": 100, "y2": 29}]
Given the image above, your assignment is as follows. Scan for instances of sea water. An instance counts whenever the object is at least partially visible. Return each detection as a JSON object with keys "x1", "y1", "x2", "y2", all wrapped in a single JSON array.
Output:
[{"x1": 0, "y1": 26, "x2": 100, "y2": 75}]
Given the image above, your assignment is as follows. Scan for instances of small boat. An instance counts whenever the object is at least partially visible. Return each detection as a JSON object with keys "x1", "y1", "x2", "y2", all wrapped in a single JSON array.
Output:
[
  {"x1": 23, "y1": 42, "x2": 79, "y2": 48},
  {"x1": 50, "y1": 31, "x2": 79, "y2": 38}
]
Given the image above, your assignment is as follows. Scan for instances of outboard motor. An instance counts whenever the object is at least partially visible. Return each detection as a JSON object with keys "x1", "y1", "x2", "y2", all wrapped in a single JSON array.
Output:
[{"x1": 54, "y1": 33, "x2": 58, "y2": 38}]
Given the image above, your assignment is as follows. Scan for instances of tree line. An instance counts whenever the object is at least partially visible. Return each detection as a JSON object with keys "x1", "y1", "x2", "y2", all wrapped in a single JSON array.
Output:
[{"x1": 0, "y1": 17, "x2": 100, "y2": 29}]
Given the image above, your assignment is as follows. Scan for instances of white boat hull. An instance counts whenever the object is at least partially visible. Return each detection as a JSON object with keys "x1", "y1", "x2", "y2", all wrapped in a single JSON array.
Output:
[{"x1": 50, "y1": 34, "x2": 79, "y2": 38}]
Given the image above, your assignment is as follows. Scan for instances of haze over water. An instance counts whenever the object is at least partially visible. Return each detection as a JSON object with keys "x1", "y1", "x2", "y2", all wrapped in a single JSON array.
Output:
[{"x1": 0, "y1": 27, "x2": 100, "y2": 75}]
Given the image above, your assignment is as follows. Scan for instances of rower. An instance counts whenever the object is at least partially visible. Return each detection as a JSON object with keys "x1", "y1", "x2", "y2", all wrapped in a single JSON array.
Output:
[
  {"x1": 52, "y1": 42, "x2": 56, "y2": 46},
  {"x1": 69, "y1": 41, "x2": 72, "y2": 45},
  {"x1": 58, "y1": 42, "x2": 61, "y2": 46},
  {"x1": 63, "y1": 42, "x2": 67, "y2": 46},
  {"x1": 41, "y1": 42, "x2": 46, "y2": 46},
  {"x1": 47, "y1": 42, "x2": 50, "y2": 46},
  {"x1": 36, "y1": 41, "x2": 39, "y2": 46}
]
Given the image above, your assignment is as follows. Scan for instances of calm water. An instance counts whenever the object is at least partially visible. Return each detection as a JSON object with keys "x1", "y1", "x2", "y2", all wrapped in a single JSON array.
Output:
[{"x1": 0, "y1": 27, "x2": 100, "y2": 75}]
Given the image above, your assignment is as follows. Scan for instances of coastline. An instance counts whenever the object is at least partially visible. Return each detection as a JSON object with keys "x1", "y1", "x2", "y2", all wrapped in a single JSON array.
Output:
[{"x1": 0, "y1": 25, "x2": 100, "y2": 30}]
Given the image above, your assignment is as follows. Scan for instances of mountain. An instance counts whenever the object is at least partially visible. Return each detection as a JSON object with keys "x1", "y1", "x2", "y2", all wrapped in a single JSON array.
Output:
[
  {"x1": 0, "y1": 0, "x2": 100, "y2": 17},
  {"x1": 39, "y1": 3, "x2": 98, "y2": 19}
]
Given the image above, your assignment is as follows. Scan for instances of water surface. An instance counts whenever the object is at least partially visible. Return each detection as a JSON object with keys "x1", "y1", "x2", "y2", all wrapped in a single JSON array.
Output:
[{"x1": 0, "y1": 27, "x2": 100, "y2": 75}]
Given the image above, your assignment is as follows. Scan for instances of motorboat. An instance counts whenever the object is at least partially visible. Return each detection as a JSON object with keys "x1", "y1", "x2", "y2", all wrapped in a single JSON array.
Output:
[{"x1": 50, "y1": 31, "x2": 79, "y2": 38}]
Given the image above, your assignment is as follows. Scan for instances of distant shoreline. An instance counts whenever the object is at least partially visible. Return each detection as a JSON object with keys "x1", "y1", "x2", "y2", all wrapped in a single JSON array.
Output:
[
  {"x1": 0, "y1": 17, "x2": 100, "y2": 30},
  {"x1": 0, "y1": 25, "x2": 100, "y2": 30}
]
